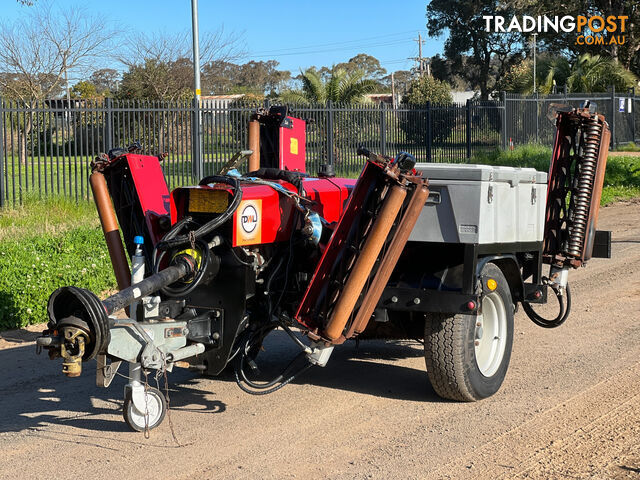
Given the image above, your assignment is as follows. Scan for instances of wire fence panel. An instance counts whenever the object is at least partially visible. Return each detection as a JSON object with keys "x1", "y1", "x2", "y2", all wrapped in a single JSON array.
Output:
[{"x1": 0, "y1": 91, "x2": 637, "y2": 207}]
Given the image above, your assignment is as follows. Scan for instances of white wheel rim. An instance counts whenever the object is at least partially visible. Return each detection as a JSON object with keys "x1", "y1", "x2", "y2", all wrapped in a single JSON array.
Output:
[
  {"x1": 474, "y1": 292, "x2": 507, "y2": 377},
  {"x1": 130, "y1": 391, "x2": 162, "y2": 429}
]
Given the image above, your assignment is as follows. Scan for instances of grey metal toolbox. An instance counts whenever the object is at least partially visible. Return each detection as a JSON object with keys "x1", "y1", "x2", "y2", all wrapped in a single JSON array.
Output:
[{"x1": 409, "y1": 163, "x2": 548, "y2": 244}]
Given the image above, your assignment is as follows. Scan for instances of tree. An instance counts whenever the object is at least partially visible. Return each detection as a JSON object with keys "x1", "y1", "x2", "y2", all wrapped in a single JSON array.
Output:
[
  {"x1": 499, "y1": 53, "x2": 638, "y2": 93},
  {"x1": 117, "y1": 28, "x2": 244, "y2": 100},
  {"x1": 70, "y1": 80, "x2": 99, "y2": 99},
  {"x1": 335, "y1": 54, "x2": 387, "y2": 80},
  {"x1": 402, "y1": 76, "x2": 454, "y2": 145},
  {"x1": 119, "y1": 57, "x2": 193, "y2": 101},
  {"x1": 381, "y1": 70, "x2": 414, "y2": 96},
  {"x1": 505, "y1": 0, "x2": 640, "y2": 71},
  {"x1": 233, "y1": 60, "x2": 290, "y2": 95},
  {"x1": 426, "y1": 0, "x2": 523, "y2": 99},
  {"x1": 430, "y1": 54, "x2": 470, "y2": 90},
  {"x1": 0, "y1": 4, "x2": 115, "y2": 101},
  {"x1": 282, "y1": 67, "x2": 378, "y2": 104},
  {"x1": 403, "y1": 75, "x2": 453, "y2": 104},
  {"x1": 0, "y1": 4, "x2": 116, "y2": 164},
  {"x1": 89, "y1": 68, "x2": 120, "y2": 96}
]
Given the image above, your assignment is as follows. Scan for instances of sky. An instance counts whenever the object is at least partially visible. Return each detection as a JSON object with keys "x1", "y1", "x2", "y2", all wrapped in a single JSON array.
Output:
[{"x1": 2, "y1": 0, "x2": 444, "y2": 76}]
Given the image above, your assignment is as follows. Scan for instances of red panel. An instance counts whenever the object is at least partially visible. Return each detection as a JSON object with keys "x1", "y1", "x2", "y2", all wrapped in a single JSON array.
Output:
[
  {"x1": 125, "y1": 154, "x2": 171, "y2": 245},
  {"x1": 170, "y1": 177, "x2": 356, "y2": 247},
  {"x1": 279, "y1": 117, "x2": 306, "y2": 172},
  {"x1": 302, "y1": 177, "x2": 355, "y2": 223}
]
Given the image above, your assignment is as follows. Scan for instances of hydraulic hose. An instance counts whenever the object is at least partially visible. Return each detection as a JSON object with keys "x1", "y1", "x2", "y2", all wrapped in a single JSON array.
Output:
[
  {"x1": 155, "y1": 176, "x2": 242, "y2": 251},
  {"x1": 523, "y1": 283, "x2": 572, "y2": 329}
]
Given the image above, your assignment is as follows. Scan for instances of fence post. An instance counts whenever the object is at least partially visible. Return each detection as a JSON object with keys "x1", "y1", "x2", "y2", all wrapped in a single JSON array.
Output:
[
  {"x1": 632, "y1": 87, "x2": 637, "y2": 143},
  {"x1": 192, "y1": 96, "x2": 203, "y2": 179},
  {"x1": 0, "y1": 97, "x2": 4, "y2": 208},
  {"x1": 535, "y1": 91, "x2": 539, "y2": 144},
  {"x1": 466, "y1": 99, "x2": 472, "y2": 159},
  {"x1": 104, "y1": 97, "x2": 113, "y2": 152},
  {"x1": 380, "y1": 102, "x2": 387, "y2": 156},
  {"x1": 610, "y1": 85, "x2": 616, "y2": 149},
  {"x1": 501, "y1": 91, "x2": 507, "y2": 150},
  {"x1": 426, "y1": 101, "x2": 432, "y2": 161},
  {"x1": 327, "y1": 100, "x2": 334, "y2": 168}
]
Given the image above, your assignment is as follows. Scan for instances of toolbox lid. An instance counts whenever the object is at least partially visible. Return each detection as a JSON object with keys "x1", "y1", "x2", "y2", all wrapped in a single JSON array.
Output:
[{"x1": 414, "y1": 163, "x2": 547, "y2": 185}]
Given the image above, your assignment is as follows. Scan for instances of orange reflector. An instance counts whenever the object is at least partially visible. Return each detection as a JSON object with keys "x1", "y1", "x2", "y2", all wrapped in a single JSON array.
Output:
[{"x1": 487, "y1": 278, "x2": 497, "y2": 291}]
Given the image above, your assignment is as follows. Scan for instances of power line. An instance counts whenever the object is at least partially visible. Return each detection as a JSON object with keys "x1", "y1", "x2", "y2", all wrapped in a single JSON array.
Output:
[
  {"x1": 249, "y1": 31, "x2": 413, "y2": 56},
  {"x1": 249, "y1": 39, "x2": 412, "y2": 59}
]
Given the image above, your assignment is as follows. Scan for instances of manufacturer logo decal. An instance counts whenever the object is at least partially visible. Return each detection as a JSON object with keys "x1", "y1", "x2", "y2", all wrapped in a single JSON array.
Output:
[
  {"x1": 235, "y1": 199, "x2": 262, "y2": 246},
  {"x1": 241, "y1": 204, "x2": 258, "y2": 233}
]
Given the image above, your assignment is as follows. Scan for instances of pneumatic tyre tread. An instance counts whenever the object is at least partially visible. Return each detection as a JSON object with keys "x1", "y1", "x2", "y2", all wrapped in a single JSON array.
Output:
[{"x1": 424, "y1": 263, "x2": 514, "y2": 402}]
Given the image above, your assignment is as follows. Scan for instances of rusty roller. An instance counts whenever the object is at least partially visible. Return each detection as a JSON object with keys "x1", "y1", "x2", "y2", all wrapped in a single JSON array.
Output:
[
  {"x1": 90, "y1": 171, "x2": 131, "y2": 291},
  {"x1": 324, "y1": 184, "x2": 407, "y2": 341},
  {"x1": 346, "y1": 181, "x2": 429, "y2": 338},
  {"x1": 248, "y1": 119, "x2": 261, "y2": 172}
]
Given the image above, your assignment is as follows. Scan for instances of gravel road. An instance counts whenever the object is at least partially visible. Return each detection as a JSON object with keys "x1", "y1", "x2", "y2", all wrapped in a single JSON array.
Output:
[{"x1": 1, "y1": 201, "x2": 639, "y2": 480}]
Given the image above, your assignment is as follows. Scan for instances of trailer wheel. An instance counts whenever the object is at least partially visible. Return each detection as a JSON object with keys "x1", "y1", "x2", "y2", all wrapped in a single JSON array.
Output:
[
  {"x1": 424, "y1": 263, "x2": 514, "y2": 401},
  {"x1": 123, "y1": 386, "x2": 167, "y2": 432}
]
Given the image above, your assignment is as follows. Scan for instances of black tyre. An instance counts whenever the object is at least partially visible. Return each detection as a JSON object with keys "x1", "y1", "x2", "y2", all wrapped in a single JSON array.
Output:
[
  {"x1": 424, "y1": 263, "x2": 514, "y2": 401},
  {"x1": 123, "y1": 386, "x2": 167, "y2": 432}
]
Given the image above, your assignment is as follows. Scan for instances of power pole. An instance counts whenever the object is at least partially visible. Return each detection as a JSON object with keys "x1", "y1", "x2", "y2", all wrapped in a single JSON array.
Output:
[
  {"x1": 391, "y1": 71, "x2": 396, "y2": 108},
  {"x1": 532, "y1": 33, "x2": 537, "y2": 94},
  {"x1": 191, "y1": 0, "x2": 203, "y2": 179},
  {"x1": 410, "y1": 33, "x2": 427, "y2": 77}
]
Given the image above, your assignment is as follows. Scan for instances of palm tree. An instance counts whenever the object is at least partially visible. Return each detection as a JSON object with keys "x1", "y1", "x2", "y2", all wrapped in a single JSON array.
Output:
[
  {"x1": 565, "y1": 54, "x2": 638, "y2": 92},
  {"x1": 281, "y1": 67, "x2": 378, "y2": 104},
  {"x1": 512, "y1": 54, "x2": 637, "y2": 94}
]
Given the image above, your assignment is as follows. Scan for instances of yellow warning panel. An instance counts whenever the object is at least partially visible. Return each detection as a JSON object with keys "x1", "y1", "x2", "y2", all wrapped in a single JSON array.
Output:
[
  {"x1": 189, "y1": 189, "x2": 229, "y2": 213},
  {"x1": 290, "y1": 137, "x2": 299, "y2": 155}
]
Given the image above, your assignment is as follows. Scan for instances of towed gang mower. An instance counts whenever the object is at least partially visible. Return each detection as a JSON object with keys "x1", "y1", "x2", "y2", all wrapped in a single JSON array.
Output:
[{"x1": 36, "y1": 104, "x2": 611, "y2": 432}]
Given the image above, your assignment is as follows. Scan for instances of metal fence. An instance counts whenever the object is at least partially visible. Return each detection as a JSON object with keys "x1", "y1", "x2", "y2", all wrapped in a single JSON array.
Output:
[
  {"x1": 0, "y1": 90, "x2": 637, "y2": 207},
  {"x1": 504, "y1": 88, "x2": 640, "y2": 148}
]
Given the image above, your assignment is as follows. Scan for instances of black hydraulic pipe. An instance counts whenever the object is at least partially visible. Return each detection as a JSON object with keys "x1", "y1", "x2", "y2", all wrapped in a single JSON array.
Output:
[{"x1": 103, "y1": 261, "x2": 192, "y2": 315}]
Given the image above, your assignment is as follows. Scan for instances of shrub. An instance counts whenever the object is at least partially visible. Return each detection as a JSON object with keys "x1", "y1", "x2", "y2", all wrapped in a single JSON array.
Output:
[{"x1": 0, "y1": 226, "x2": 115, "y2": 330}]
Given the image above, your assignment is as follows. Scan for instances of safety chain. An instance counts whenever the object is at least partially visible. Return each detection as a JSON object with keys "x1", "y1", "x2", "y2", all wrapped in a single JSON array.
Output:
[{"x1": 142, "y1": 369, "x2": 150, "y2": 439}]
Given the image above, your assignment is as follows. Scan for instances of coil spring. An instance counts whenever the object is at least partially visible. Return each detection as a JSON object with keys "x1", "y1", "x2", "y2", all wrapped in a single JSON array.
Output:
[{"x1": 566, "y1": 115, "x2": 602, "y2": 258}]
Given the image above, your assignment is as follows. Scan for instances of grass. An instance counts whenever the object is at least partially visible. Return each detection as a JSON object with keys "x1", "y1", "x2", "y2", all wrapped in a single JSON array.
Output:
[
  {"x1": 0, "y1": 195, "x2": 115, "y2": 330},
  {"x1": 472, "y1": 144, "x2": 640, "y2": 205},
  {"x1": 613, "y1": 142, "x2": 640, "y2": 152}
]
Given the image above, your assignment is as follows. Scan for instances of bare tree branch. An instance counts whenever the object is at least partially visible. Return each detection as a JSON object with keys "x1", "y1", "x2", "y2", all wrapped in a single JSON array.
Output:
[{"x1": 0, "y1": 2, "x2": 117, "y2": 101}]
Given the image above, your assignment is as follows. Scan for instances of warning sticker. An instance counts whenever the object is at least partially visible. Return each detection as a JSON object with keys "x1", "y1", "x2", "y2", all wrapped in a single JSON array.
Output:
[{"x1": 235, "y1": 199, "x2": 262, "y2": 246}]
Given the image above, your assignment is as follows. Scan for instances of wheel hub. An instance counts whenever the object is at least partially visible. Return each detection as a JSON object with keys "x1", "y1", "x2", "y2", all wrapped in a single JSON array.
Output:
[{"x1": 474, "y1": 292, "x2": 507, "y2": 377}]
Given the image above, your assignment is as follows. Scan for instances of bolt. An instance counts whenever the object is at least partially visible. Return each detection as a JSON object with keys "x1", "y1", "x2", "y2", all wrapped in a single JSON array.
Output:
[
  {"x1": 391, "y1": 296, "x2": 398, "y2": 303},
  {"x1": 474, "y1": 340, "x2": 480, "y2": 346},
  {"x1": 212, "y1": 332, "x2": 220, "y2": 340},
  {"x1": 476, "y1": 322, "x2": 482, "y2": 327},
  {"x1": 413, "y1": 297, "x2": 421, "y2": 305},
  {"x1": 213, "y1": 310, "x2": 221, "y2": 318}
]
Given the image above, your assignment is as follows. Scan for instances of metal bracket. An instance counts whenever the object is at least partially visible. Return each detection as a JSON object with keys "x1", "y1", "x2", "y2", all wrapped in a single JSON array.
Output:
[
  {"x1": 96, "y1": 354, "x2": 122, "y2": 388},
  {"x1": 128, "y1": 381, "x2": 148, "y2": 414}
]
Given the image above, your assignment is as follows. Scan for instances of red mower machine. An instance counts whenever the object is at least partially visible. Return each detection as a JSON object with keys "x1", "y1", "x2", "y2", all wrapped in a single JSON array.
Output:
[{"x1": 37, "y1": 104, "x2": 611, "y2": 432}]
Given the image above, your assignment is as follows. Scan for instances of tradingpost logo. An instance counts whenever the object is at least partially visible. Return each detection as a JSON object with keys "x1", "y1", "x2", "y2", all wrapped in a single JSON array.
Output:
[{"x1": 482, "y1": 15, "x2": 628, "y2": 46}]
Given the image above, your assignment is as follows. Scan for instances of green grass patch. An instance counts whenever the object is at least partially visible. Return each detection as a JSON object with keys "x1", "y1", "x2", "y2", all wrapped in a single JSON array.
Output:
[
  {"x1": 613, "y1": 142, "x2": 640, "y2": 152},
  {"x1": 472, "y1": 145, "x2": 640, "y2": 205},
  {"x1": 0, "y1": 196, "x2": 115, "y2": 330}
]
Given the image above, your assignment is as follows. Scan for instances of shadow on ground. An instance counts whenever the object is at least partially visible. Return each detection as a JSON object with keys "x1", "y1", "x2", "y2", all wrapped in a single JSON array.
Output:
[{"x1": 1, "y1": 330, "x2": 441, "y2": 435}]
